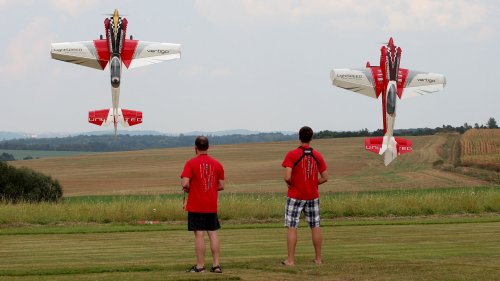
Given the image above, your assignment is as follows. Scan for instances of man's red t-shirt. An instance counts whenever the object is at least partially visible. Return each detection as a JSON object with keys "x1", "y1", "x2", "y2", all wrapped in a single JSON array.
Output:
[
  {"x1": 181, "y1": 154, "x2": 224, "y2": 213},
  {"x1": 282, "y1": 145, "x2": 327, "y2": 200}
]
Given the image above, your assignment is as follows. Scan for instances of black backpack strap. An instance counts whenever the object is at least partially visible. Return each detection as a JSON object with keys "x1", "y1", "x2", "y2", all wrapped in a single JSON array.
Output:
[{"x1": 293, "y1": 146, "x2": 319, "y2": 168}]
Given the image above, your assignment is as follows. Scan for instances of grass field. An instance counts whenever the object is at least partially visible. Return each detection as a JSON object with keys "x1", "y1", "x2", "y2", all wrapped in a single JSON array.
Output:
[
  {"x1": 1, "y1": 187, "x2": 499, "y2": 224},
  {"x1": 3, "y1": 134, "x2": 500, "y2": 280},
  {"x1": 9, "y1": 134, "x2": 493, "y2": 196},
  {"x1": 1, "y1": 217, "x2": 499, "y2": 280},
  {"x1": 0, "y1": 149, "x2": 92, "y2": 160}
]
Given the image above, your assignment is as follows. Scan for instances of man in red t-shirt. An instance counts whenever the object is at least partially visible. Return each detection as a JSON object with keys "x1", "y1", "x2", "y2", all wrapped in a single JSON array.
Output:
[
  {"x1": 181, "y1": 136, "x2": 225, "y2": 273},
  {"x1": 281, "y1": 126, "x2": 328, "y2": 266}
]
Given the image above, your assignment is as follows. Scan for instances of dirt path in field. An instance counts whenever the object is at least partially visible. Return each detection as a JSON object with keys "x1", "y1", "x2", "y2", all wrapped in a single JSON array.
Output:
[
  {"x1": 421, "y1": 169, "x2": 491, "y2": 186},
  {"x1": 415, "y1": 134, "x2": 448, "y2": 164},
  {"x1": 426, "y1": 133, "x2": 493, "y2": 186},
  {"x1": 448, "y1": 133, "x2": 461, "y2": 166}
]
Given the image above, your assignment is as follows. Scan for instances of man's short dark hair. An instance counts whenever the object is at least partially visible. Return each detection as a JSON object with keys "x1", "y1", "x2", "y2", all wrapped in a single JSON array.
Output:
[
  {"x1": 195, "y1": 136, "x2": 209, "y2": 151},
  {"x1": 299, "y1": 126, "x2": 313, "y2": 143}
]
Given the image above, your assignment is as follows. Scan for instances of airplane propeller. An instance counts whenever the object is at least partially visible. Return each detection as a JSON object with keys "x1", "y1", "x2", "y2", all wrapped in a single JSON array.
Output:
[{"x1": 102, "y1": 13, "x2": 128, "y2": 17}]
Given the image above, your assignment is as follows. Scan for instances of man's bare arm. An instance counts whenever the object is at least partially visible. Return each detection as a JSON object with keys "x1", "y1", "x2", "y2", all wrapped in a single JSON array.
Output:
[
  {"x1": 218, "y1": 179, "x2": 225, "y2": 191},
  {"x1": 181, "y1": 177, "x2": 190, "y2": 192},
  {"x1": 284, "y1": 167, "x2": 292, "y2": 186},
  {"x1": 318, "y1": 170, "x2": 328, "y2": 185}
]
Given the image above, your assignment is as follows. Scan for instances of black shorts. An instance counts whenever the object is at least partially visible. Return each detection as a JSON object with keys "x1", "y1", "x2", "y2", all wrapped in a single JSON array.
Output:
[{"x1": 188, "y1": 212, "x2": 221, "y2": 231}]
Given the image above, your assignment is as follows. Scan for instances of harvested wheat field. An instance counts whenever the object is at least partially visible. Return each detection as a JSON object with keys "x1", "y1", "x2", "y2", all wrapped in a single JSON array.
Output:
[
  {"x1": 460, "y1": 129, "x2": 500, "y2": 171},
  {"x1": 11, "y1": 134, "x2": 492, "y2": 196}
]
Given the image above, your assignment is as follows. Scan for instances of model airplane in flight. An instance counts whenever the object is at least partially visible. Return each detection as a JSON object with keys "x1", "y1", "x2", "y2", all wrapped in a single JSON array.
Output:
[
  {"x1": 330, "y1": 38, "x2": 445, "y2": 166},
  {"x1": 51, "y1": 9, "x2": 180, "y2": 135}
]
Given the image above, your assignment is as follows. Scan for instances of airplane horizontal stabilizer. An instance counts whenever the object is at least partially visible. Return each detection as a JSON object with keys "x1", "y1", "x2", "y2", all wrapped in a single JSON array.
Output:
[
  {"x1": 365, "y1": 137, "x2": 384, "y2": 154},
  {"x1": 119, "y1": 109, "x2": 142, "y2": 127},
  {"x1": 365, "y1": 137, "x2": 413, "y2": 166},
  {"x1": 394, "y1": 137, "x2": 412, "y2": 155},
  {"x1": 88, "y1": 109, "x2": 113, "y2": 126},
  {"x1": 88, "y1": 108, "x2": 142, "y2": 127}
]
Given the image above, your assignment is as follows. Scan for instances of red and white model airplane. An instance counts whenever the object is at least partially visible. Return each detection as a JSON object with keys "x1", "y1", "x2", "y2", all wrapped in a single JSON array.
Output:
[
  {"x1": 331, "y1": 38, "x2": 445, "y2": 166},
  {"x1": 51, "y1": 9, "x2": 180, "y2": 135}
]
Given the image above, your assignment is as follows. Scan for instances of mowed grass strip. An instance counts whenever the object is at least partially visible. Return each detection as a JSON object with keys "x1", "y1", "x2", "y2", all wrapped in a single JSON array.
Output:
[
  {"x1": 0, "y1": 221, "x2": 499, "y2": 280},
  {"x1": 1, "y1": 187, "x2": 499, "y2": 224}
]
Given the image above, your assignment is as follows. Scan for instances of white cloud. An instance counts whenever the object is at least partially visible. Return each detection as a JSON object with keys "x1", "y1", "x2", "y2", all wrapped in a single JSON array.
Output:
[
  {"x1": 195, "y1": 0, "x2": 498, "y2": 34},
  {"x1": 195, "y1": 0, "x2": 372, "y2": 25},
  {"x1": 383, "y1": 0, "x2": 489, "y2": 31},
  {"x1": 210, "y1": 67, "x2": 233, "y2": 77},
  {"x1": 178, "y1": 64, "x2": 233, "y2": 78},
  {"x1": 0, "y1": 16, "x2": 55, "y2": 77},
  {"x1": 178, "y1": 64, "x2": 205, "y2": 77},
  {"x1": 49, "y1": 0, "x2": 101, "y2": 16},
  {"x1": 0, "y1": 0, "x2": 33, "y2": 11}
]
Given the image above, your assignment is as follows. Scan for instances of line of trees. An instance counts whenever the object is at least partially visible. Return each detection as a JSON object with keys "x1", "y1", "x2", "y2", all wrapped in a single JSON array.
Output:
[
  {"x1": 0, "y1": 132, "x2": 297, "y2": 152},
  {"x1": 315, "y1": 118, "x2": 498, "y2": 139},
  {"x1": 0, "y1": 118, "x2": 497, "y2": 153}
]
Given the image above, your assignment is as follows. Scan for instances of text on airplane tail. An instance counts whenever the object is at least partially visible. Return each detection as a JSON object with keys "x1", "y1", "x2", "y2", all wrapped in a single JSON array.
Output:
[
  {"x1": 365, "y1": 137, "x2": 413, "y2": 155},
  {"x1": 89, "y1": 108, "x2": 142, "y2": 127}
]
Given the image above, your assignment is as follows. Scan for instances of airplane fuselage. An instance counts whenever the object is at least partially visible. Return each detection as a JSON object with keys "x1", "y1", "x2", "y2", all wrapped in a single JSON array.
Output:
[
  {"x1": 378, "y1": 39, "x2": 402, "y2": 164},
  {"x1": 105, "y1": 9, "x2": 127, "y2": 134},
  {"x1": 379, "y1": 38, "x2": 401, "y2": 139}
]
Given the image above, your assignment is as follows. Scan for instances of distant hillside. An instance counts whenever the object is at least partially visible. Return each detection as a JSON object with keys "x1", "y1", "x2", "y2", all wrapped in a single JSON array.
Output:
[
  {"x1": 77, "y1": 130, "x2": 168, "y2": 136},
  {"x1": 183, "y1": 129, "x2": 260, "y2": 136},
  {"x1": 0, "y1": 129, "x2": 295, "y2": 140},
  {"x1": 0, "y1": 130, "x2": 169, "y2": 140},
  {"x1": 0, "y1": 133, "x2": 296, "y2": 152},
  {"x1": 1, "y1": 120, "x2": 494, "y2": 152},
  {"x1": 0, "y1": 132, "x2": 32, "y2": 140}
]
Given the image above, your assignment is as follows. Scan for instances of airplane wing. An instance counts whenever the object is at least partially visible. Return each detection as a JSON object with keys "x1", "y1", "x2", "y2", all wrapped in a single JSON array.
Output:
[
  {"x1": 50, "y1": 40, "x2": 109, "y2": 70},
  {"x1": 122, "y1": 40, "x2": 181, "y2": 69},
  {"x1": 401, "y1": 70, "x2": 446, "y2": 99},
  {"x1": 330, "y1": 69, "x2": 377, "y2": 99}
]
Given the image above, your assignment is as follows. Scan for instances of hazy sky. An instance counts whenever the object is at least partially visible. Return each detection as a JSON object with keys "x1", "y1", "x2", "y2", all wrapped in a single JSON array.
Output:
[{"x1": 0, "y1": 0, "x2": 499, "y2": 134}]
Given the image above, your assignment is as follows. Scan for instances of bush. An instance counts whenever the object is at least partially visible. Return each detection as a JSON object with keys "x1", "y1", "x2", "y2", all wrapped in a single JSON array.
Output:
[
  {"x1": 0, "y1": 162, "x2": 63, "y2": 203},
  {"x1": 0, "y1": 152, "x2": 15, "y2": 161}
]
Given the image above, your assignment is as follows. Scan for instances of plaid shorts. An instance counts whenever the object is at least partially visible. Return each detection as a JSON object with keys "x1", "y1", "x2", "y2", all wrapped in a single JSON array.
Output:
[{"x1": 284, "y1": 197, "x2": 320, "y2": 228}]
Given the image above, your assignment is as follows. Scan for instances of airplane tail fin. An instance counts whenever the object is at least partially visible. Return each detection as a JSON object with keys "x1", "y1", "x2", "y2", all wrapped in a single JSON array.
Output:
[
  {"x1": 88, "y1": 108, "x2": 143, "y2": 130},
  {"x1": 365, "y1": 136, "x2": 413, "y2": 166}
]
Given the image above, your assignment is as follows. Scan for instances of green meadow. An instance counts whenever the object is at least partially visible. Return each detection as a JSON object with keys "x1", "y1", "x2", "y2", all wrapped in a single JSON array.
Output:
[
  {"x1": 2, "y1": 135, "x2": 499, "y2": 280},
  {"x1": 1, "y1": 187, "x2": 499, "y2": 224},
  {"x1": 1, "y1": 187, "x2": 499, "y2": 280},
  {"x1": 1, "y1": 218, "x2": 499, "y2": 281}
]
